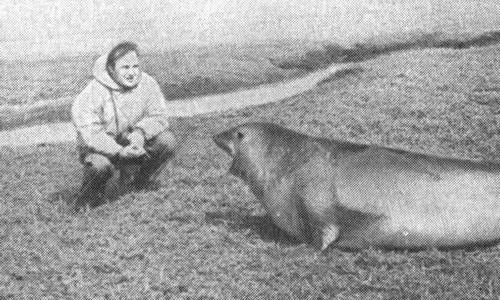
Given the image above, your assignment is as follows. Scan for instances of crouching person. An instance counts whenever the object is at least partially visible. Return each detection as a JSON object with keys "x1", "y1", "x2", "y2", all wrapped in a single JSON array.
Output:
[{"x1": 71, "y1": 41, "x2": 177, "y2": 208}]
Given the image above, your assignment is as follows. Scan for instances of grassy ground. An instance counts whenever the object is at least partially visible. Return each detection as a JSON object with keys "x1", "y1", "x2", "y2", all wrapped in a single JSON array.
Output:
[
  {"x1": 1, "y1": 43, "x2": 500, "y2": 299},
  {"x1": 2, "y1": 32, "x2": 500, "y2": 132},
  {"x1": 3, "y1": 32, "x2": 500, "y2": 107},
  {"x1": 0, "y1": 40, "x2": 323, "y2": 131},
  {"x1": 0, "y1": 40, "x2": 324, "y2": 107}
]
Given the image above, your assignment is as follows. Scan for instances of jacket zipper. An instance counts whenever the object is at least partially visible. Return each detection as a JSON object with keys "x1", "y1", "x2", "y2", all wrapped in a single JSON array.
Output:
[{"x1": 108, "y1": 88, "x2": 120, "y2": 134}]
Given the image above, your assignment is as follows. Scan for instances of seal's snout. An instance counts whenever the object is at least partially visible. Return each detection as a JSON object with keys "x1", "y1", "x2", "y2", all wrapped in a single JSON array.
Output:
[{"x1": 212, "y1": 131, "x2": 234, "y2": 156}]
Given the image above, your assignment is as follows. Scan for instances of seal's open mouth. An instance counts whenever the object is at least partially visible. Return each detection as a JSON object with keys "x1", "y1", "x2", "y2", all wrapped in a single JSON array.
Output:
[{"x1": 212, "y1": 132, "x2": 234, "y2": 156}]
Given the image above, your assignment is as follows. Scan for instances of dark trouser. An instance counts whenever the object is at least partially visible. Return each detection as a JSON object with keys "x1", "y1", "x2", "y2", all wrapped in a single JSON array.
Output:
[{"x1": 77, "y1": 130, "x2": 177, "y2": 207}]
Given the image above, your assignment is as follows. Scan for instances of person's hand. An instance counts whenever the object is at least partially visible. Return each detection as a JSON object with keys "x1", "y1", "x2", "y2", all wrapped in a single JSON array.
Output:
[
  {"x1": 118, "y1": 144, "x2": 147, "y2": 159},
  {"x1": 126, "y1": 129, "x2": 145, "y2": 148}
]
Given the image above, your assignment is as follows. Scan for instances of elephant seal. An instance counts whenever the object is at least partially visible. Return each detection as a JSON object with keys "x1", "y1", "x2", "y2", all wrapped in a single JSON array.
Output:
[{"x1": 213, "y1": 122, "x2": 500, "y2": 250}]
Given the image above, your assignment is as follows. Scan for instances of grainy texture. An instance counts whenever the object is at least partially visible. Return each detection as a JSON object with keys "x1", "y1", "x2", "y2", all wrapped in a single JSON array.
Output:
[
  {"x1": 196, "y1": 44, "x2": 500, "y2": 160},
  {"x1": 1, "y1": 43, "x2": 500, "y2": 299},
  {"x1": 2, "y1": 32, "x2": 500, "y2": 134},
  {"x1": 0, "y1": 41, "x2": 321, "y2": 107}
]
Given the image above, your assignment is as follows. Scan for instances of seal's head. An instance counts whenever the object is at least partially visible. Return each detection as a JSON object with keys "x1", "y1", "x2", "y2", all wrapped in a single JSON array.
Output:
[
  {"x1": 213, "y1": 123, "x2": 277, "y2": 182},
  {"x1": 213, "y1": 122, "x2": 314, "y2": 185},
  {"x1": 214, "y1": 122, "x2": 345, "y2": 248}
]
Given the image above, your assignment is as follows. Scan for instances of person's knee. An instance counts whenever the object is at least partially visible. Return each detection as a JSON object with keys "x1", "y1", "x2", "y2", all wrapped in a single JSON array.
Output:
[
  {"x1": 151, "y1": 130, "x2": 177, "y2": 154},
  {"x1": 83, "y1": 154, "x2": 114, "y2": 178}
]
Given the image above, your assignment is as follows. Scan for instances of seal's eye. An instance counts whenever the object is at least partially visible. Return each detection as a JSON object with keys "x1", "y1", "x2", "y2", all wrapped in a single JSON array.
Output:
[{"x1": 236, "y1": 131, "x2": 244, "y2": 139}]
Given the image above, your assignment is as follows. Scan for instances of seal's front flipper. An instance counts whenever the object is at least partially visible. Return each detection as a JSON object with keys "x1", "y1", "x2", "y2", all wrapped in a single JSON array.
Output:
[
  {"x1": 320, "y1": 224, "x2": 339, "y2": 251},
  {"x1": 296, "y1": 197, "x2": 340, "y2": 250},
  {"x1": 302, "y1": 201, "x2": 383, "y2": 250}
]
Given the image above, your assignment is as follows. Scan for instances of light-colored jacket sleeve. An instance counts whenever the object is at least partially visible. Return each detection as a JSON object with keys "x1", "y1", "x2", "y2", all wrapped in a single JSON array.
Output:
[
  {"x1": 71, "y1": 83, "x2": 122, "y2": 156},
  {"x1": 134, "y1": 77, "x2": 170, "y2": 140}
]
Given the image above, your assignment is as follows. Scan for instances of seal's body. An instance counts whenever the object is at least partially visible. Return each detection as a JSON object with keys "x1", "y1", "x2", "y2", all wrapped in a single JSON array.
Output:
[{"x1": 213, "y1": 122, "x2": 500, "y2": 250}]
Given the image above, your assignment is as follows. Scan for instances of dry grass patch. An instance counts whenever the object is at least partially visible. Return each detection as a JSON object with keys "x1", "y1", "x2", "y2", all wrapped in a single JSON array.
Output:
[{"x1": 2, "y1": 41, "x2": 500, "y2": 300}]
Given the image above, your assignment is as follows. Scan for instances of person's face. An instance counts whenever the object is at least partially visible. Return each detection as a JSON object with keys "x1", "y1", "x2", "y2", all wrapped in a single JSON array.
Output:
[{"x1": 110, "y1": 51, "x2": 141, "y2": 89}]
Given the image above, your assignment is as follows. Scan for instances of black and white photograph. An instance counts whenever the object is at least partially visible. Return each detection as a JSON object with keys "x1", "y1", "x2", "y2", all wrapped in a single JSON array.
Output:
[{"x1": 1, "y1": 0, "x2": 500, "y2": 298}]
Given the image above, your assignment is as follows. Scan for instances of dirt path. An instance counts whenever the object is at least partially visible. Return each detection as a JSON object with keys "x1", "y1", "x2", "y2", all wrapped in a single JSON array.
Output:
[{"x1": 0, "y1": 63, "x2": 347, "y2": 147}]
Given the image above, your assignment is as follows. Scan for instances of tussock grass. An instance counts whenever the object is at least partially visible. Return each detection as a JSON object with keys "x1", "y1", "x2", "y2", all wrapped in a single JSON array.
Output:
[
  {"x1": 2, "y1": 32, "x2": 500, "y2": 131},
  {"x1": 1, "y1": 44, "x2": 500, "y2": 299},
  {"x1": 2, "y1": 126, "x2": 500, "y2": 299},
  {"x1": 0, "y1": 40, "x2": 321, "y2": 131},
  {"x1": 0, "y1": 40, "x2": 321, "y2": 107},
  {"x1": 276, "y1": 31, "x2": 500, "y2": 70}
]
